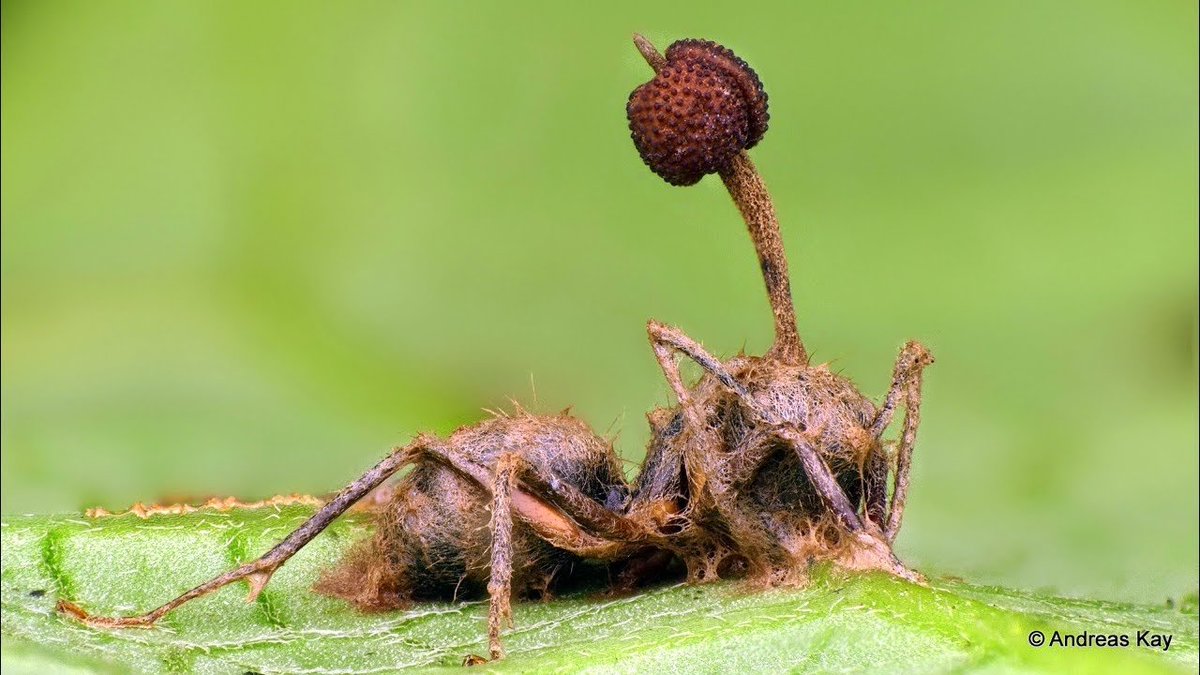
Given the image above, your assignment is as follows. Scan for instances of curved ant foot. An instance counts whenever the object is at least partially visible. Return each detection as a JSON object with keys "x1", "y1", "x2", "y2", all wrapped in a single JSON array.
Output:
[
  {"x1": 56, "y1": 600, "x2": 157, "y2": 628},
  {"x1": 842, "y1": 532, "x2": 925, "y2": 584},
  {"x1": 56, "y1": 561, "x2": 283, "y2": 630},
  {"x1": 462, "y1": 654, "x2": 490, "y2": 667}
]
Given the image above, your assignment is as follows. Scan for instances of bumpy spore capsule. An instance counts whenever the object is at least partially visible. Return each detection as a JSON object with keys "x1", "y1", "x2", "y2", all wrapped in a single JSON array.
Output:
[{"x1": 627, "y1": 39, "x2": 769, "y2": 186}]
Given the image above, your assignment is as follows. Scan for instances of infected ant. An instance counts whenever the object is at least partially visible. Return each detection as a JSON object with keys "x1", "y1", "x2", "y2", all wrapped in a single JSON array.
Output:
[{"x1": 58, "y1": 34, "x2": 934, "y2": 663}]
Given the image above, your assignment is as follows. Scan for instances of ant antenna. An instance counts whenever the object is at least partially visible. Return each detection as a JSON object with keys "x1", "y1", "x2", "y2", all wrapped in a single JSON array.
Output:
[{"x1": 632, "y1": 34, "x2": 806, "y2": 365}]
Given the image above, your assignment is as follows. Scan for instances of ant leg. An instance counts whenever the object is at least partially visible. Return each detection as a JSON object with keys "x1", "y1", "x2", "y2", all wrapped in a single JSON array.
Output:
[
  {"x1": 478, "y1": 451, "x2": 651, "y2": 660},
  {"x1": 486, "y1": 453, "x2": 518, "y2": 661},
  {"x1": 885, "y1": 351, "x2": 931, "y2": 541},
  {"x1": 424, "y1": 444, "x2": 652, "y2": 550},
  {"x1": 506, "y1": 455, "x2": 651, "y2": 545},
  {"x1": 434, "y1": 449, "x2": 648, "y2": 662},
  {"x1": 867, "y1": 341, "x2": 933, "y2": 541},
  {"x1": 862, "y1": 450, "x2": 889, "y2": 531},
  {"x1": 775, "y1": 427, "x2": 920, "y2": 581},
  {"x1": 58, "y1": 439, "x2": 431, "y2": 628},
  {"x1": 647, "y1": 321, "x2": 747, "y2": 424},
  {"x1": 773, "y1": 427, "x2": 864, "y2": 532},
  {"x1": 724, "y1": 430, "x2": 885, "y2": 537},
  {"x1": 420, "y1": 444, "x2": 648, "y2": 557}
]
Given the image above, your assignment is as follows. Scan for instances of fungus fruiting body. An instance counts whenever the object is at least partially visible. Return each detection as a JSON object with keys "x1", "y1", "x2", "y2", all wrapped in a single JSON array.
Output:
[{"x1": 627, "y1": 39, "x2": 769, "y2": 185}]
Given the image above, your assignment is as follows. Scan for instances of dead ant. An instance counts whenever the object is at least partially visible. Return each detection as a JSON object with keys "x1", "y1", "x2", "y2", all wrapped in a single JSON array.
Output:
[{"x1": 57, "y1": 34, "x2": 934, "y2": 664}]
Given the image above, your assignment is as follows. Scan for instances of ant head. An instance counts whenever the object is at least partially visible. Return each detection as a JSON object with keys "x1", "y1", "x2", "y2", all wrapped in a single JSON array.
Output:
[{"x1": 898, "y1": 341, "x2": 936, "y2": 371}]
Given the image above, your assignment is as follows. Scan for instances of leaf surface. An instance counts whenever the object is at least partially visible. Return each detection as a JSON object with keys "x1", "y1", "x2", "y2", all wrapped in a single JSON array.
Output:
[{"x1": 2, "y1": 508, "x2": 1195, "y2": 673}]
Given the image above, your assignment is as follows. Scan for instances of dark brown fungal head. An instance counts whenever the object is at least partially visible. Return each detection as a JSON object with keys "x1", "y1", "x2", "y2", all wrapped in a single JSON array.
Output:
[
  {"x1": 664, "y1": 40, "x2": 769, "y2": 149},
  {"x1": 627, "y1": 39, "x2": 768, "y2": 186}
]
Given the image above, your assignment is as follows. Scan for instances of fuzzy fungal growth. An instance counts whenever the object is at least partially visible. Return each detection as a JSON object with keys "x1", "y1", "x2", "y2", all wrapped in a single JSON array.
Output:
[
  {"x1": 315, "y1": 413, "x2": 629, "y2": 612},
  {"x1": 55, "y1": 33, "x2": 935, "y2": 667},
  {"x1": 627, "y1": 39, "x2": 769, "y2": 185}
]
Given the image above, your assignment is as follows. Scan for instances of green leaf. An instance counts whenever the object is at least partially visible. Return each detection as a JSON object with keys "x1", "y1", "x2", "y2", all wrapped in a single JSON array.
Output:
[{"x1": 2, "y1": 508, "x2": 1195, "y2": 673}]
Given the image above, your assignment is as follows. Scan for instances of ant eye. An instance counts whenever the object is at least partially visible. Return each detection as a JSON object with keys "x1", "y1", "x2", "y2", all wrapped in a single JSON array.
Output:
[{"x1": 664, "y1": 412, "x2": 684, "y2": 437}]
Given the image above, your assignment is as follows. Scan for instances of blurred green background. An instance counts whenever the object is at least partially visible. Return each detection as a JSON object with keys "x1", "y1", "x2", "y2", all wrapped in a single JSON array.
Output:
[{"x1": 2, "y1": 2, "x2": 1196, "y2": 606}]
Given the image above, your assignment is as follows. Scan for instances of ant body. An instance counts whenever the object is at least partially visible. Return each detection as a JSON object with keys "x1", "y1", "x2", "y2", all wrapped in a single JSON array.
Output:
[{"x1": 59, "y1": 35, "x2": 933, "y2": 664}]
